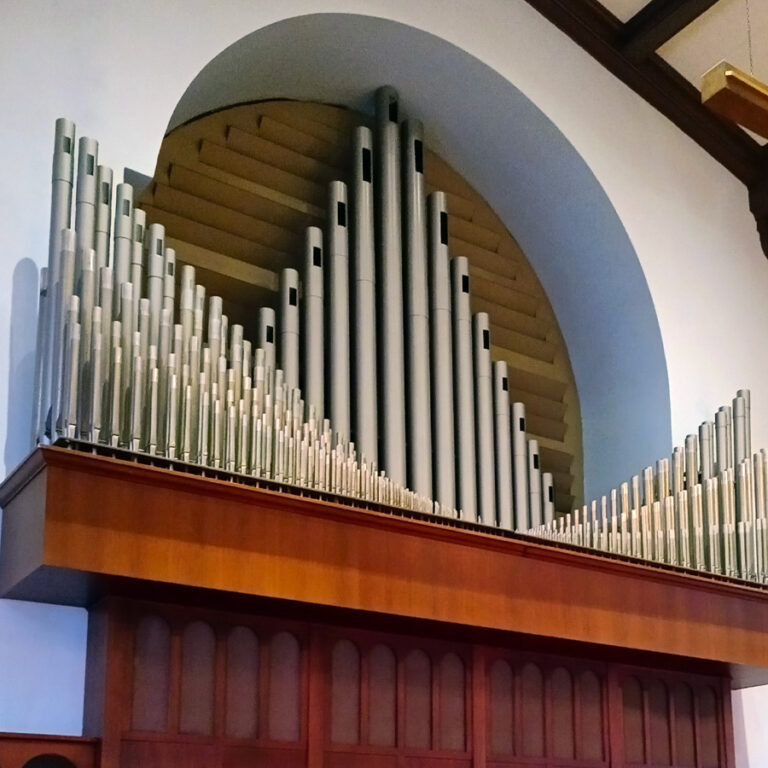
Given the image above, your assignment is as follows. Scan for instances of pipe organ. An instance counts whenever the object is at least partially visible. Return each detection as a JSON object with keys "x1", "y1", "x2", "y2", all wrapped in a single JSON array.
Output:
[
  {"x1": 531, "y1": 390, "x2": 768, "y2": 586},
  {"x1": 31, "y1": 89, "x2": 557, "y2": 530}
]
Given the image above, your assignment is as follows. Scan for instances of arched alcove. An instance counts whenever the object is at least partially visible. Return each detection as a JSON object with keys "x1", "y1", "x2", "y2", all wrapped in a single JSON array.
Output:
[{"x1": 166, "y1": 13, "x2": 672, "y2": 500}]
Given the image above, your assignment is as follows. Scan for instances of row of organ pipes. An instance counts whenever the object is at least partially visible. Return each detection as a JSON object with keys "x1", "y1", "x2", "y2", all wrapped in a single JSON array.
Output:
[
  {"x1": 32, "y1": 87, "x2": 557, "y2": 529},
  {"x1": 531, "y1": 390, "x2": 768, "y2": 585}
]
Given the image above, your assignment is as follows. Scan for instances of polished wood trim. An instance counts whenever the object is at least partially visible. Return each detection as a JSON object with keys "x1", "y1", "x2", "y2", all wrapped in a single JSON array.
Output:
[
  {"x1": 3, "y1": 447, "x2": 768, "y2": 689},
  {"x1": 621, "y1": 0, "x2": 721, "y2": 61}
]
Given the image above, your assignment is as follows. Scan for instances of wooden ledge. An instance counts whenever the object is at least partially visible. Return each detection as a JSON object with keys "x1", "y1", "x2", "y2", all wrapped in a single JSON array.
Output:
[{"x1": 3, "y1": 446, "x2": 768, "y2": 686}]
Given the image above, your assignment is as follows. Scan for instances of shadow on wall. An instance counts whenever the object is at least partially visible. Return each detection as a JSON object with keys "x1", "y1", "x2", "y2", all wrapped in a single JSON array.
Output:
[{"x1": 4, "y1": 258, "x2": 38, "y2": 475}]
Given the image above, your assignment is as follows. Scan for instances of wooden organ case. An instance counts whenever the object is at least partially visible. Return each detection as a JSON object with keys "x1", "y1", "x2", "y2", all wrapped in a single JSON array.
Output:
[{"x1": 0, "y1": 100, "x2": 765, "y2": 768}]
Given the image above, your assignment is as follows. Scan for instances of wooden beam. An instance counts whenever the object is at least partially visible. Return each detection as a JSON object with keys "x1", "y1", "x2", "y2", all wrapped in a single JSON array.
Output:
[
  {"x1": 621, "y1": 0, "x2": 721, "y2": 62},
  {"x1": 702, "y1": 61, "x2": 768, "y2": 140},
  {"x1": 520, "y1": 0, "x2": 760, "y2": 185}
]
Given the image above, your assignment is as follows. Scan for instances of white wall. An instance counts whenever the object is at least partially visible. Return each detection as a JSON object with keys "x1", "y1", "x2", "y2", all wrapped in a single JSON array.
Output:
[{"x1": 1, "y1": 0, "x2": 767, "y2": 758}]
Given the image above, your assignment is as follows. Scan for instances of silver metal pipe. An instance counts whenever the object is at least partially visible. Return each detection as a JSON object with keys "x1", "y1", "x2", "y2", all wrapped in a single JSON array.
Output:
[
  {"x1": 303, "y1": 226, "x2": 324, "y2": 422},
  {"x1": 74, "y1": 136, "x2": 98, "y2": 255},
  {"x1": 375, "y1": 85, "x2": 406, "y2": 486},
  {"x1": 542, "y1": 472, "x2": 555, "y2": 525},
  {"x1": 715, "y1": 408, "x2": 728, "y2": 475},
  {"x1": 699, "y1": 421, "x2": 714, "y2": 481},
  {"x1": 427, "y1": 192, "x2": 455, "y2": 512},
  {"x1": 146, "y1": 223, "x2": 165, "y2": 351},
  {"x1": 131, "y1": 208, "x2": 146, "y2": 330},
  {"x1": 112, "y1": 183, "x2": 133, "y2": 314},
  {"x1": 493, "y1": 361, "x2": 513, "y2": 529},
  {"x1": 473, "y1": 313, "x2": 495, "y2": 525},
  {"x1": 684, "y1": 433, "x2": 698, "y2": 489},
  {"x1": 351, "y1": 127, "x2": 378, "y2": 466},
  {"x1": 512, "y1": 402, "x2": 529, "y2": 530},
  {"x1": 528, "y1": 439, "x2": 542, "y2": 528},
  {"x1": 403, "y1": 119, "x2": 432, "y2": 498},
  {"x1": 32, "y1": 267, "x2": 49, "y2": 444},
  {"x1": 279, "y1": 268, "x2": 300, "y2": 391},
  {"x1": 734, "y1": 395, "x2": 748, "y2": 466},
  {"x1": 258, "y1": 307, "x2": 276, "y2": 373},
  {"x1": 451, "y1": 256, "x2": 476, "y2": 520},
  {"x1": 94, "y1": 165, "x2": 112, "y2": 273},
  {"x1": 738, "y1": 388, "x2": 752, "y2": 458},
  {"x1": 43, "y1": 119, "x2": 76, "y2": 441},
  {"x1": 163, "y1": 246, "x2": 176, "y2": 316},
  {"x1": 77, "y1": 247, "x2": 96, "y2": 438}
]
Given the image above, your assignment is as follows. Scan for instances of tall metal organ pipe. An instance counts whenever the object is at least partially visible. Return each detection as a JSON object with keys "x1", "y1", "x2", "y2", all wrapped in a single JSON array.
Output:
[
  {"x1": 42, "y1": 118, "x2": 76, "y2": 441},
  {"x1": 375, "y1": 86, "x2": 406, "y2": 485},
  {"x1": 280, "y1": 268, "x2": 300, "y2": 390},
  {"x1": 528, "y1": 438, "x2": 543, "y2": 527},
  {"x1": 94, "y1": 165, "x2": 113, "y2": 274},
  {"x1": 258, "y1": 307, "x2": 276, "y2": 373},
  {"x1": 493, "y1": 360, "x2": 513, "y2": 529},
  {"x1": 303, "y1": 227, "x2": 324, "y2": 421},
  {"x1": 74, "y1": 137, "x2": 98, "y2": 256},
  {"x1": 451, "y1": 256, "x2": 477, "y2": 520},
  {"x1": 403, "y1": 119, "x2": 432, "y2": 497},
  {"x1": 351, "y1": 126, "x2": 378, "y2": 465},
  {"x1": 427, "y1": 192, "x2": 455, "y2": 512},
  {"x1": 473, "y1": 312, "x2": 496, "y2": 525},
  {"x1": 327, "y1": 181, "x2": 351, "y2": 442},
  {"x1": 512, "y1": 401, "x2": 529, "y2": 530}
]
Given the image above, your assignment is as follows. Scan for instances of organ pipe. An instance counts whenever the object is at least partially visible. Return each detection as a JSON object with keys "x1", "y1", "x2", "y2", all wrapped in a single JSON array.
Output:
[
  {"x1": 303, "y1": 227, "x2": 324, "y2": 422},
  {"x1": 427, "y1": 192, "x2": 455, "y2": 513},
  {"x1": 403, "y1": 119, "x2": 432, "y2": 498},
  {"x1": 473, "y1": 312, "x2": 495, "y2": 525},
  {"x1": 451, "y1": 256, "x2": 476, "y2": 521},
  {"x1": 351, "y1": 127, "x2": 378, "y2": 466},
  {"x1": 493, "y1": 360, "x2": 513, "y2": 529},
  {"x1": 375, "y1": 86, "x2": 407, "y2": 486}
]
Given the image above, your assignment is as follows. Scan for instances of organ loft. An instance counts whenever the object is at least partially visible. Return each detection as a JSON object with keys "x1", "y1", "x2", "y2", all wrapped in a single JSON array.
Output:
[{"x1": 2, "y1": 31, "x2": 768, "y2": 768}]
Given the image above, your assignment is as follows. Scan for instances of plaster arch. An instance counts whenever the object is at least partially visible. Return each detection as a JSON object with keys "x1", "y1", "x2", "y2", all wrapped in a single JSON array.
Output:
[{"x1": 168, "y1": 12, "x2": 671, "y2": 500}]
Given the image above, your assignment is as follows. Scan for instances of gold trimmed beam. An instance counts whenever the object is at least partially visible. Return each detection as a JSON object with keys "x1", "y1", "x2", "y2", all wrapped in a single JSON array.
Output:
[{"x1": 702, "y1": 61, "x2": 768, "y2": 141}]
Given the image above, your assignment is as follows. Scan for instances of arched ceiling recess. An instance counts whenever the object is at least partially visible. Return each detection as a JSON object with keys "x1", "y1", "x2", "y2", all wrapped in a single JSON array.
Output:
[{"x1": 168, "y1": 12, "x2": 671, "y2": 502}]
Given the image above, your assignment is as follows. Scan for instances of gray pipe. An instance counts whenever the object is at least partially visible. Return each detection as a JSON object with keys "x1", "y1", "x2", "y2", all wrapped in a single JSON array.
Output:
[
  {"x1": 258, "y1": 306, "x2": 276, "y2": 373},
  {"x1": 542, "y1": 472, "x2": 555, "y2": 524},
  {"x1": 351, "y1": 127, "x2": 378, "y2": 466},
  {"x1": 326, "y1": 180, "x2": 350, "y2": 442},
  {"x1": 715, "y1": 408, "x2": 728, "y2": 474},
  {"x1": 473, "y1": 313, "x2": 496, "y2": 525},
  {"x1": 43, "y1": 118, "x2": 76, "y2": 440},
  {"x1": 280, "y1": 268, "x2": 300, "y2": 390},
  {"x1": 94, "y1": 165, "x2": 112, "y2": 274},
  {"x1": 512, "y1": 402, "x2": 529, "y2": 530},
  {"x1": 528, "y1": 439, "x2": 542, "y2": 528},
  {"x1": 303, "y1": 226, "x2": 324, "y2": 422},
  {"x1": 493, "y1": 360, "x2": 513, "y2": 529},
  {"x1": 74, "y1": 136, "x2": 98, "y2": 256},
  {"x1": 738, "y1": 388, "x2": 752, "y2": 458},
  {"x1": 684, "y1": 433, "x2": 698, "y2": 489},
  {"x1": 699, "y1": 421, "x2": 714, "y2": 481},
  {"x1": 451, "y1": 256, "x2": 476, "y2": 520},
  {"x1": 403, "y1": 119, "x2": 432, "y2": 497},
  {"x1": 375, "y1": 85, "x2": 406, "y2": 486},
  {"x1": 112, "y1": 183, "x2": 133, "y2": 315},
  {"x1": 146, "y1": 223, "x2": 165, "y2": 352},
  {"x1": 734, "y1": 395, "x2": 747, "y2": 466},
  {"x1": 427, "y1": 192, "x2": 455, "y2": 512}
]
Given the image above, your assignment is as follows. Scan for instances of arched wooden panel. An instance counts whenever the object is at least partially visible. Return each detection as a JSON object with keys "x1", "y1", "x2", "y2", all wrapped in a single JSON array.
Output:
[
  {"x1": 698, "y1": 686, "x2": 721, "y2": 768},
  {"x1": 673, "y1": 681, "x2": 696, "y2": 767},
  {"x1": 438, "y1": 653, "x2": 465, "y2": 752},
  {"x1": 520, "y1": 663, "x2": 545, "y2": 758},
  {"x1": 179, "y1": 621, "x2": 216, "y2": 735},
  {"x1": 648, "y1": 678, "x2": 672, "y2": 766},
  {"x1": 488, "y1": 659, "x2": 514, "y2": 756},
  {"x1": 21, "y1": 758, "x2": 78, "y2": 768},
  {"x1": 622, "y1": 676, "x2": 645, "y2": 764},
  {"x1": 132, "y1": 615, "x2": 171, "y2": 732},
  {"x1": 331, "y1": 639, "x2": 360, "y2": 745},
  {"x1": 141, "y1": 100, "x2": 584, "y2": 514},
  {"x1": 268, "y1": 631, "x2": 301, "y2": 742},
  {"x1": 551, "y1": 666, "x2": 575, "y2": 759},
  {"x1": 404, "y1": 649, "x2": 432, "y2": 750},
  {"x1": 225, "y1": 625, "x2": 259, "y2": 739},
  {"x1": 367, "y1": 644, "x2": 396, "y2": 748},
  {"x1": 579, "y1": 670, "x2": 603, "y2": 761}
]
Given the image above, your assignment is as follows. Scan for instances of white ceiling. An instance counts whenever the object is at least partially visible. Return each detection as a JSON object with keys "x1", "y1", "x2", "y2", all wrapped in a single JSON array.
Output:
[{"x1": 599, "y1": 0, "x2": 650, "y2": 22}]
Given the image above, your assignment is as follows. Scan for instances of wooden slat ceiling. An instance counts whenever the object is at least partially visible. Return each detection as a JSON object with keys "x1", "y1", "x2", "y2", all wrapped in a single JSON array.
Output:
[
  {"x1": 519, "y1": 0, "x2": 768, "y2": 255},
  {"x1": 138, "y1": 100, "x2": 584, "y2": 515}
]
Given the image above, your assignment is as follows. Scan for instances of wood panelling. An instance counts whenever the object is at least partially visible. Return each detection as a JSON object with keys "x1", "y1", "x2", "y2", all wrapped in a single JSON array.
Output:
[
  {"x1": 0, "y1": 734, "x2": 99, "y2": 768},
  {"x1": 3, "y1": 447, "x2": 768, "y2": 688},
  {"x1": 139, "y1": 100, "x2": 583, "y2": 514}
]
